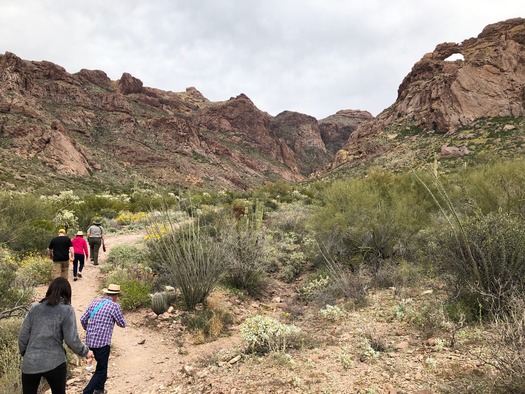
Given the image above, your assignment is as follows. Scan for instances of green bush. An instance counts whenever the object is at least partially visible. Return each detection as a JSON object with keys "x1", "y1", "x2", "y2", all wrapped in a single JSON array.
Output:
[
  {"x1": 0, "y1": 258, "x2": 33, "y2": 310},
  {"x1": 460, "y1": 159, "x2": 525, "y2": 217},
  {"x1": 103, "y1": 266, "x2": 152, "y2": 310},
  {"x1": 0, "y1": 318, "x2": 23, "y2": 393},
  {"x1": 16, "y1": 254, "x2": 53, "y2": 286},
  {"x1": 105, "y1": 243, "x2": 149, "y2": 268},
  {"x1": 432, "y1": 211, "x2": 525, "y2": 318},
  {"x1": 0, "y1": 192, "x2": 55, "y2": 252},
  {"x1": 310, "y1": 170, "x2": 435, "y2": 271}
]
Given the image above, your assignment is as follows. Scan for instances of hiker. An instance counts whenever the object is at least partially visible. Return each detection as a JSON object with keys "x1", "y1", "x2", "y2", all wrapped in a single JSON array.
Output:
[
  {"x1": 48, "y1": 229, "x2": 74, "y2": 279},
  {"x1": 81, "y1": 284, "x2": 126, "y2": 394},
  {"x1": 18, "y1": 277, "x2": 94, "y2": 394},
  {"x1": 86, "y1": 219, "x2": 105, "y2": 266},
  {"x1": 71, "y1": 230, "x2": 89, "y2": 281}
]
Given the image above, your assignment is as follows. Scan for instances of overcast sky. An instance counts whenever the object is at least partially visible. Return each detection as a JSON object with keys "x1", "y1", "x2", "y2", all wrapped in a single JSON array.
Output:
[{"x1": 0, "y1": 1, "x2": 522, "y2": 119}]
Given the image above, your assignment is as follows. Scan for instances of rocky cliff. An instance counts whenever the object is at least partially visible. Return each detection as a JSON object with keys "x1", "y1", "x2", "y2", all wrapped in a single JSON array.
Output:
[
  {"x1": 0, "y1": 52, "x2": 369, "y2": 191},
  {"x1": 333, "y1": 18, "x2": 525, "y2": 172}
]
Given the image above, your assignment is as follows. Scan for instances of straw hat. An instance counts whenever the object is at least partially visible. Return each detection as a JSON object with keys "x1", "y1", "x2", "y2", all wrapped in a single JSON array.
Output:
[
  {"x1": 103, "y1": 284, "x2": 121, "y2": 295},
  {"x1": 76, "y1": 231, "x2": 84, "y2": 236}
]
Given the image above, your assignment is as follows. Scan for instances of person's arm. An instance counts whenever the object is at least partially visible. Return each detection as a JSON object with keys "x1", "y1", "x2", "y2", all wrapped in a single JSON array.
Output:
[
  {"x1": 62, "y1": 307, "x2": 89, "y2": 357},
  {"x1": 69, "y1": 246, "x2": 74, "y2": 261},
  {"x1": 112, "y1": 304, "x2": 126, "y2": 328},
  {"x1": 83, "y1": 239, "x2": 89, "y2": 258}
]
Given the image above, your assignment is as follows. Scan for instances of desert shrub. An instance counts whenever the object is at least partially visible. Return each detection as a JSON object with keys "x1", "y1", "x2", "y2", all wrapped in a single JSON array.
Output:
[
  {"x1": 104, "y1": 266, "x2": 152, "y2": 310},
  {"x1": 431, "y1": 211, "x2": 525, "y2": 318},
  {"x1": 240, "y1": 315, "x2": 301, "y2": 354},
  {"x1": 115, "y1": 211, "x2": 148, "y2": 226},
  {"x1": 319, "y1": 304, "x2": 346, "y2": 321},
  {"x1": 394, "y1": 297, "x2": 450, "y2": 338},
  {"x1": 372, "y1": 259, "x2": 425, "y2": 289},
  {"x1": 73, "y1": 193, "x2": 131, "y2": 229},
  {"x1": 461, "y1": 159, "x2": 525, "y2": 217},
  {"x1": 310, "y1": 170, "x2": 434, "y2": 271},
  {"x1": 298, "y1": 275, "x2": 330, "y2": 301},
  {"x1": 105, "y1": 243, "x2": 150, "y2": 268},
  {"x1": 181, "y1": 308, "x2": 233, "y2": 343},
  {"x1": 0, "y1": 318, "x2": 23, "y2": 393},
  {"x1": 490, "y1": 295, "x2": 525, "y2": 392},
  {"x1": 220, "y1": 225, "x2": 268, "y2": 296},
  {"x1": 15, "y1": 254, "x2": 53, "y2": 286},
  {"x1": 0, "y1": 192, "x2": 55, "y2": 252},
  {"x1": 0, "y1": 257, "x2": 32, "y2": 310},
  {"x1": 321, "y1": 256, "x2": 370, "y2": 308},
  {"x1": 147, "y1": 215, "x2": 227, "y2": 310},
  {"x1": 265, "y1": 230, "x2": 311, "y2": 282},
  {"x1": 264, "y1": 203, "x2": 313, "y2": 235}
]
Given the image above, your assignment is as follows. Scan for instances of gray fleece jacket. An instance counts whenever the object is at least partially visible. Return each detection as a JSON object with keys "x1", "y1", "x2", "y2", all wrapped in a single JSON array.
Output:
[{"x1": 18, "y1": 301, "x2": 89, "y2": 374}]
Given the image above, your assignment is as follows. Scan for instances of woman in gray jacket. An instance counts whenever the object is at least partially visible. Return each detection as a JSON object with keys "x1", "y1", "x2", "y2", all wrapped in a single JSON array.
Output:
[{"x1": 18, "y1": 277, "x2": 93, "y2": 394}]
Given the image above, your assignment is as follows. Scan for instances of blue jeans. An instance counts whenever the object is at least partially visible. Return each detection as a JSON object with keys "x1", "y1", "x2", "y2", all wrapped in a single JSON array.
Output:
[
  {"x1": 73, "y1": 254, "x2": 85, "y2": 277},
  {"x1": 83, "y1": 345, "x2": 110, "y2": 394}
]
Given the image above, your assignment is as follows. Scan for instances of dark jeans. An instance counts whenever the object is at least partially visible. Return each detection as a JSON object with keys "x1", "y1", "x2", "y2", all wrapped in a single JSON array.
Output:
[
  {"x1": 83, "y1": 345, "x2": 110, "y2": 394},
  {"x1": 88, "y1": 237, "x2": 102, "y2": 264},
  {"x1": 73, "y1": 253, "x2": 85, "y2": 277},
  {"x1": 22, "y1": 361, "x2": 67, "y2": 394}
]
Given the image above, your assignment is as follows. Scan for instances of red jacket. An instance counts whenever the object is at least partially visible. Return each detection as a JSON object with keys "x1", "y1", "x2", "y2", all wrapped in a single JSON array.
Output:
[{"x1": 72, "y1": 236, "x2": 89, "y2": 258}]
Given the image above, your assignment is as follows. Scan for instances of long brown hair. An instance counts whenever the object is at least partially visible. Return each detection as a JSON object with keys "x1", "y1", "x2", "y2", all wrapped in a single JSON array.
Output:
[{"x1": 40, "y1": 277, "x2": 72, "y2": 306}]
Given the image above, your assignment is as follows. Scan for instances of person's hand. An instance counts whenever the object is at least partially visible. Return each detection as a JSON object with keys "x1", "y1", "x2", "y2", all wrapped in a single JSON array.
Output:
[{"x1": 87, "y1": 350, "x2": 94, "y2": 359}]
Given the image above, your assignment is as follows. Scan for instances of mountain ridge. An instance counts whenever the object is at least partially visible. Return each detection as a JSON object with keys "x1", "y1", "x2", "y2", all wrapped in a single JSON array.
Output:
[{"x1": 0, "y1": 51, "x2": 370, "y2": 192}]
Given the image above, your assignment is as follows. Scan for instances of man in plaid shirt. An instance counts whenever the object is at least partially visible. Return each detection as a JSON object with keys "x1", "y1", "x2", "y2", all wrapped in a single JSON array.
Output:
[{"x1": 81, "y1": 284, "x2": 126, "y2": 394}]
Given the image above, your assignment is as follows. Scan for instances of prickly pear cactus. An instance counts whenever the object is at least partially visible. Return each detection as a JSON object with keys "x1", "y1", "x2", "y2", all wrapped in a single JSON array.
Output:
[{"x1": 151, "y1": 292, "x2": 168, "y2": 315}]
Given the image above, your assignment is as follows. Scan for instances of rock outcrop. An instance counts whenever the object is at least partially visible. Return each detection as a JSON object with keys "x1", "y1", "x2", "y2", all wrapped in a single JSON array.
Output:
[{"x1": 333, "y1": 18, "x2": 525, "y2": 169}]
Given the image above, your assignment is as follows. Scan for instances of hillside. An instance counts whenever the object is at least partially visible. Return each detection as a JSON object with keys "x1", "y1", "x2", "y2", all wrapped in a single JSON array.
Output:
[
  {"x1": 0, "y1": 52, "x2": 369, "y2": 192},
  {"x1": 1, "y1": 18, "x2": 524, "y2": 193}
]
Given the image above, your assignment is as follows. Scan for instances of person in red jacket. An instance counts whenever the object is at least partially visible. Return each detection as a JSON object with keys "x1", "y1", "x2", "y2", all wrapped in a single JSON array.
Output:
[{"x1": 72, "y1": 231, "x2": 89, "y2": 281}]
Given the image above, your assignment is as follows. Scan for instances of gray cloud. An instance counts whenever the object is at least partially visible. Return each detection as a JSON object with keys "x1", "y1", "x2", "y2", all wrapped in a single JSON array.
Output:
[{"x1": 0, "y1": 0, "x2": 522, "y2": 118}]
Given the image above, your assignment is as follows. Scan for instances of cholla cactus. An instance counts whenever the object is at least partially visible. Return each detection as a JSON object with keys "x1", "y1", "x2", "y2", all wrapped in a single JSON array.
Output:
[{"x1": 151, "y1": 292, "x2": 168, "y2": 315}]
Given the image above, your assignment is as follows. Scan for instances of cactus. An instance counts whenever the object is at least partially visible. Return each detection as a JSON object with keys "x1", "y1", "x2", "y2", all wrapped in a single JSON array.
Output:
[
  {"x1": 151, "y1": 292, "x2": 168, "y2": 315},
  {"x1": 254, "y1": 199, "x2": 264, "y2": 230}
]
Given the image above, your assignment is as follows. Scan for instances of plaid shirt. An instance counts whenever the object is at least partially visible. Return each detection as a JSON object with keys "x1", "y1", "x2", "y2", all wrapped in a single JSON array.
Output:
[{"x1": 80, "y1": 296, "x2": 126, "y2": 349}]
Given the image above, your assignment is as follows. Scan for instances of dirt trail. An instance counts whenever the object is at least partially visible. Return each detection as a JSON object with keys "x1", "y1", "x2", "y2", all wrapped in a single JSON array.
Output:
[{"x1": 36, "y1": 232, "x2": 190, "y2": 394}]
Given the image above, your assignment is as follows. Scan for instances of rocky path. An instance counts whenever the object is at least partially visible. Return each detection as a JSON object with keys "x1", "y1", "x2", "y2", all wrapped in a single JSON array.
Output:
[{"x1": 36, "y1": 232, "x2": 188, "y2": 393}]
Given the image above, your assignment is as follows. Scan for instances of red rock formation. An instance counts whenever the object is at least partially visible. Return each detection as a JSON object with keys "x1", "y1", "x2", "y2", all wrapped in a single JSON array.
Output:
[
  {"x1": 334, "y1": 18, "x2": 525, "y2": 169},
  {"x1": 0, "y1": 51, "x2": 361, "y2": 190}
]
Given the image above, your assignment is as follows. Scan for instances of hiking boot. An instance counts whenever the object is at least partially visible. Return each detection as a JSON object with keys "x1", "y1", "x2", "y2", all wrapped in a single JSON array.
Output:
[
  {"x1": 93, "y1": 390, "x2": 107, "y2": 394},
  {"x1": 74, "y1": 277, "x2": 78, "y2": 281},
  {"x1": 94, "y1": 262, "x2": 99, "y2": 266},
  {"x1": 78, "y1": 272, "x2": 82, "y2": 278}
]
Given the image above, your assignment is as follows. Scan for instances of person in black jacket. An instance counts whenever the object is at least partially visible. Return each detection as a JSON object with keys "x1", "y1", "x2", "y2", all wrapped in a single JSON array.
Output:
[{"x1": 48, "y1": 229, "x2": 74, "y2": 279}]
